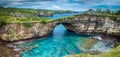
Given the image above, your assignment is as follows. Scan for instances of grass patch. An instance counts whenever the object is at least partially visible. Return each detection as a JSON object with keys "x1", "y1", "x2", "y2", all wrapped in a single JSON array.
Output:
[
  {"x1": 9, "y1": 28, "x2": 15, "y2": 40},
  {"x1": 23, "y1": 22, "x2": 34, "y2": 28}
]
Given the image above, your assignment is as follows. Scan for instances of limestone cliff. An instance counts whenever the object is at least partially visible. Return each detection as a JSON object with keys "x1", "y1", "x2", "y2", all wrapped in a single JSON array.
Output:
[
  {"x1": 62, "y1": 15, "x2": 120, "y2": 35},
  {"x1": 0, "y1": 14, "x2": 120, "y2": 41},
  {"x1": 37, "y1": 10, "x2": 53, "y2": 17},
  {"x1": 0, "y1": 22, "x2": 57, "y2": 41}
]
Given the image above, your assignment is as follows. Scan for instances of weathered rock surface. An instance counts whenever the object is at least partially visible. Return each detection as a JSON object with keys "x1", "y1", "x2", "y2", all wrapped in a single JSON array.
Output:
[
  {"x1": 0, "y1": 15, "x2": 120, "y2": 41},
  {"x1": 0, "y1": 43, "x2": 14, "y2": 57},
  {"x1": 10, "y1": 12, "x2": 36, "y2": 18},
  {"x1": 62, "y1": 15, "x2": 120, "y2": 35},
  {"x1": 37, "y1": 10, "x2": 54, "y2": 17},
  {"x1": 0, "y1": 22, "x2": 57, "y2": 41}
]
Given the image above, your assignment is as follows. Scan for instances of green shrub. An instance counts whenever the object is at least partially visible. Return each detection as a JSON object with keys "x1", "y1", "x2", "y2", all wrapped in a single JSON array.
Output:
[
  {"x1": 40, "y1": 17, "x2": 50, "y2": 24},
  {"x1": 101, "y1": 46, "x2": 120, "y2": 57},
  {"x1": 40, "y1": 19, "x2": 49, "y2": 24},
  {"x1": 0, "y1": 21, "x2": 7, "y2": 27},
  {"x1": 9, "y1": 28, "x2": 15, "y2": 40},
  {"x1": 40, "y1": 20, "x2": 47, "y2": 24},
  {"x1": 0, "y1": 16, "x2": 8, "y2": 27},
  {"x1": 23, "y1": 22, "x2": 33, "y2": 28},
  {"x1": 67, "y1": 16, "x2": 74, "y2": 19}
]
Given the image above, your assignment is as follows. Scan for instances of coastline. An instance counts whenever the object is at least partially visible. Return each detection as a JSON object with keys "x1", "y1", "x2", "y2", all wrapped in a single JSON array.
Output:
[
  {"x1": 0, "y1": 34, "x2": 50, "y2": 57},
  {"x1": 0, "y1": 33, "x2": 118, "y2": 57}
]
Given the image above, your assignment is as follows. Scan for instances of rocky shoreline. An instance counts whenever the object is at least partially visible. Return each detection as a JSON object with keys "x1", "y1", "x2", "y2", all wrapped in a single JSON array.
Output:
[
  {"x1": 0, "y1": 15, "x2": 120, "y2": 42},
  {"x1": 7, "y1": 35, "x2": 117, "y2": 57},
  {"x1": 0, "y1": 33, "x2": 117, "y2": 57},
  {"x1": 0, "y1": 15, "x2": 120, "y2": 57},
  {"x1": 0, "y1": 35, "x2": 118, "y2": 57},
  {"x1": 0, "y1": 35, "x2": 49, "y2": 57},
  {"x1": 0, "y1": 42, "x2": 21, "y2": 57}
]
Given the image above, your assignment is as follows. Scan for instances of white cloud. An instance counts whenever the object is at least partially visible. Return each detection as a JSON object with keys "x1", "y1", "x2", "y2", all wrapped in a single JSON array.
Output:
[
  {"x1": 0, "y1": 0, "x2": 119, "y2": 11},
  {"x1": 52, "y1": 5, "x2": 61, "y2": 10}
]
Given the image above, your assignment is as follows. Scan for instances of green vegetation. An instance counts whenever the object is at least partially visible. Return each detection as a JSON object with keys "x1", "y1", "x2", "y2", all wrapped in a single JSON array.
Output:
[
  {"x1": 0, "y1": 6, "x2": 76, "y2": 28},
  {"x1": 39, "y1": 9, "x2": 54, "y2": 13},
  {"x1": 65, "y1": 45, "x2": 120, "y2": 57},
  {"x1": 115, "y1": 10, "x2": 120, "y2": 15},
  {"x1": 9, "y1": 28, "x2": 15, "y2": 39},
  {"x1": 82, "y1": 8, "x2": 120, "y2": 17},
  {"x1": 56, "y1": 17, "x2": 65, "y2": 22},
  {"x1": 23, "y1": 23, "x2": 34, "y2": 28},
  {"x1": 0, "y1": 7, "x2": 36, "y2": 16},
  {"x1": 67, "y1": 16, "x2": 74, "y2": 19},
  {"x1": 54, "y1": 10, "x2": 75, "y2": 14},
  {"x1": 54, "y1": 15, "x2": 75, "y2": 23},
  {"x1": 0, "y1": 6, "x2": 75, "y2": 27},
  {"x1": 0, "y1": 6, "x2": 53, "y2": 27},
  {"x1": 100, "y1": 46, "x2": 120, "y2": 57}
]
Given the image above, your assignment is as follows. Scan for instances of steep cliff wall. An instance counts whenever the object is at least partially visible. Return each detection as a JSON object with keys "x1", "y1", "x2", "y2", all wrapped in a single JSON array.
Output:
[
  {"x1": 62, "y1": 15, "x2": 120, "y2": 35},
  {"x1": 0, "y1": 15, "x2": 120, "y2": 41},
  {"x1": 0, "y1": 22, "x2": 57, "y2": 41}
]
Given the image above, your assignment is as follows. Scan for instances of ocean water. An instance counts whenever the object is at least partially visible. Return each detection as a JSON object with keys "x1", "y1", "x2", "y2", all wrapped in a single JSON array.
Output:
[
  {"x1": 46, "y1": 12, "x2": 81, "y2": 19},
  {"x1": 18, "y1": 24, "x2": 114, "y2": 57},
  {"x1": 18, "y1": 13, "x2": 114, "y2": 57},
  {"x1": 18, "y1": 24, "x2": 90, "y2": 57}
]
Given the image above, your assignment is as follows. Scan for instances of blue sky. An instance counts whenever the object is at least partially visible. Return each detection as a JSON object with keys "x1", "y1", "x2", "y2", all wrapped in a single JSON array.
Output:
[{"x1": 0, "y1": 0, "x2": 120, "y2": 11}]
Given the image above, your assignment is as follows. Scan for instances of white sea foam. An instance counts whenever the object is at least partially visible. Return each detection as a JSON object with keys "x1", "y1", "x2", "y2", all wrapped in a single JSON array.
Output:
[
  {"x1": 90, "y1": 40, "x2": 114, "y2": 52},
  {"x1": 90, "y1": 35, "x2": 102, "y2": 40},
  {"x1": 94, "y1": 36, "x2": 102, "y2": 40}
]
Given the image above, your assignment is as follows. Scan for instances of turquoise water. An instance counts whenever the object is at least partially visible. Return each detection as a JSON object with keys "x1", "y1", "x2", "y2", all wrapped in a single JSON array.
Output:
[
  {"x1": 19, "y1": 24, "x2": 92, "y2": 57},
  {"x1": 18, "y1": 13, "x2": 114, "y2": 57},
  {"x1": 19, "y1": 24, "x2": 114, "y2": 57},
  {"x1": 46, "y1": 12, "x2": 81, "y2": 19}
]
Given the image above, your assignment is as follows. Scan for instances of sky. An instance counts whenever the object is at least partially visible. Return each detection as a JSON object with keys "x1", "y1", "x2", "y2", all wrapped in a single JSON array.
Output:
[{"x1": 0, "y1": 0, "x2": 120, "y2": 11}]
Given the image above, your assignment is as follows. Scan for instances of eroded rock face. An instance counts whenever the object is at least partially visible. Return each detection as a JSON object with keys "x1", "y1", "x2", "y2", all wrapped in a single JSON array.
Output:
[
  {"x1": 10, "y1": 12, "x2": 36, "y2": 18},
  {"x1": 0, "y1": 22, "x2": 57, "y2": 41},
  {"x1": 0, "y1": 15, "x2": 120, "y2": 41},
  {"x1": 37, "y1": 11, "x2": 54, "y2": 17},
  {"x1": 62, "y1": 15, "x2": 120, "y2": 35},
  {"x1": 0, "y1": 43, "x2": 14, "y2": 57}
]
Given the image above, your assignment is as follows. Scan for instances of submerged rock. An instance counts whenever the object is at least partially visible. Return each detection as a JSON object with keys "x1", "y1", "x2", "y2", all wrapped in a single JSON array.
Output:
[
  {"x1": 65, "y1": 45, "x2": 120, "y2": 57},
  {"x1": 83, "y1": 38, "x2": 98, "y2": 49},
  {"x1": 86, "y1": 50, "x2": 101, "y2": 55}
]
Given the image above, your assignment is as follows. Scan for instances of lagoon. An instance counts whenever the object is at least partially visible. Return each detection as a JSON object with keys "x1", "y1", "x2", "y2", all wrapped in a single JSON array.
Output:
[{"x1": 19, "y1": 13, "x2": 114, "y2": 57}]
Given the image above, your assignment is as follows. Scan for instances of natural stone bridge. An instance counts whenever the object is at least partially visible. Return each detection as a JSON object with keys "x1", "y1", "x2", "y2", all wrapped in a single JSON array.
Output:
[
  {"x1": 62, "y1": 15, "x2": 120, "y2": 35},
  {"x1": 0, "y1": 15, "x2": 120, "y2": 41}
]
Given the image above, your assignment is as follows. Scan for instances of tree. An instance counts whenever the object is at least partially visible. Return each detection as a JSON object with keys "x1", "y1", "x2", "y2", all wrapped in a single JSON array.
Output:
[
  {"x1": 82, "y1": 11, "x2": 88, "y2": 14},
  {"x1": 105, "y1": 9, "x2": 111, "y2": 14},
  {"x1": 115, "y1": 10, "x2": 120, "y2": 15},
  {"x1": 0, "y1": 6, "x2": 4, "y2": 8},
  {"x1": 111, "y1": 11, "x2": 115, "y2": 15},
  {"x1": 96, "y1": 8, "x2": 102, "y2": 15},
  {"x1": 0, "y1": 16, "x2": 8, "y2": 27},
  {"x1": 88, "y1": 9, "x2": 95, "y2": 14}
]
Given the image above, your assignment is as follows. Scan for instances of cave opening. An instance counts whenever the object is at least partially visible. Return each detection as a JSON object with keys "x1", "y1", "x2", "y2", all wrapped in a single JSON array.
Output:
[{"x1": 52, "y1": 24, "x2": 67, "y2": 37}]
